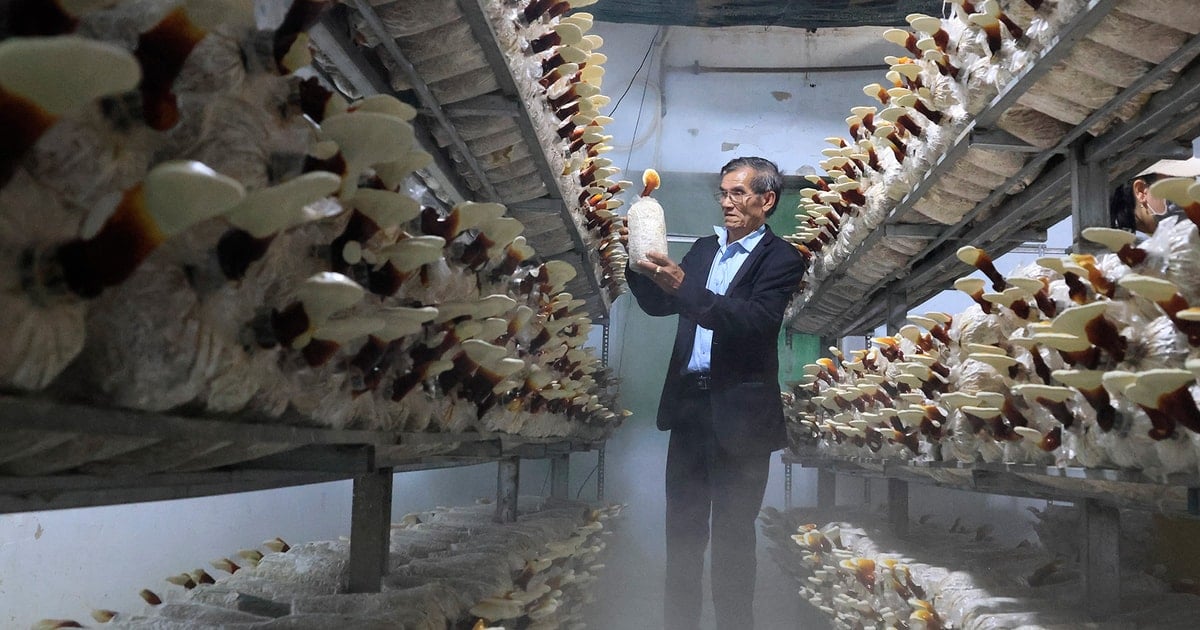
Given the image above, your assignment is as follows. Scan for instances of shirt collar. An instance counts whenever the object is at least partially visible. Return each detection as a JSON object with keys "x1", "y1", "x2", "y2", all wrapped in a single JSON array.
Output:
[{"x1": 714, "y1": 224, "x2": 767, "y2": 252}]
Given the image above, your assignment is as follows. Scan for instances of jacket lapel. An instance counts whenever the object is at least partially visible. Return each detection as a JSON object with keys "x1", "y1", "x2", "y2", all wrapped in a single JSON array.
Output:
[
  {"x1": 728, "y1": 227, "x2": 774, "y2": 291},
  {"x1": 694, "y1": 235, "x2": 720, "y2": 269},
  {"x1": 677, "y1": 235, "x2": 719, "y2": 362}
]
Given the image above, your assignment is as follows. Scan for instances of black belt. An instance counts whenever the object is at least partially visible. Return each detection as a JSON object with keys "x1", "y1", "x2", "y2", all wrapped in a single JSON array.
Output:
[{"x1": 681, "y1": 372, "x2": 712, "y2": 390}]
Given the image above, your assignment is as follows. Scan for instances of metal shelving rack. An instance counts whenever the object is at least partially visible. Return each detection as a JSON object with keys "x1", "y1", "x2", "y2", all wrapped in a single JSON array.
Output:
[
  {"x1": 778, "y1": 5, "x2": 1200, "y2": 619},
  {"x1": 0, "y1": 395, "x2": 603, "y2": 592},
  {"x1": 2, "y1": 1, "x2": 623, "y2": 601},
  {"x1": 788, "y1": 0, "x2": 1200, "y2": 337},
  {"x1": 311, "y1": 0, "x2": 613, "y2": 321},
  {"x1": 778, "y1": 447, "x2": 1200, "y2": 617}
]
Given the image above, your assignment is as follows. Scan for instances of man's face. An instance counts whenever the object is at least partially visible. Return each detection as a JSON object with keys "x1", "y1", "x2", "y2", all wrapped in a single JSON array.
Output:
[{"x1": 718, "y1": 167, "x2": 775, "y2": 239}]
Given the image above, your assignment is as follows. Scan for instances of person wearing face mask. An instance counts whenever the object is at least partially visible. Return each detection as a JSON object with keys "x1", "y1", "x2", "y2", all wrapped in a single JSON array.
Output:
[
  {"x1": 622, "y1": 156, "x2": 808, "y2": 630},
  {"x1": 1110, "y1": 157, "x2": 1200, "y2": 235}
]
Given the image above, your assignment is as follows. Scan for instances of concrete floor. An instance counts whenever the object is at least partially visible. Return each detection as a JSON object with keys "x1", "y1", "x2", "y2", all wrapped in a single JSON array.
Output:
[
  {"x1": 584, "y1": 507, "x2": 833, "y2": 630},
  {"x1": 579, "y1": 424, "x2": 833, "y2": 630}
]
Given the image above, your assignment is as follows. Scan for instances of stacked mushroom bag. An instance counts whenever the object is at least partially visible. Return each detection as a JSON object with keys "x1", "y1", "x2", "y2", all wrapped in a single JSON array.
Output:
[
  {"x1": 0, "y1": 0, "x2": 626, "y2": 475},
  {"x1": 784, "y1": 0, "x2": 1198, "y2": 331},
  {"x1": 37, "y1": 499, "x2": 621, "y2": 630},
  {"x1": 761, "y1": 505, "x2": 1200, "y2": 630},
  {"x1": 785, "y1": 202, "x2": 1200, "y2": 477},
  {"x1": 488, "y1": 0, "x2": 629, "y2": 303},
  {"x1": 344, "y1": 0, "x2": 628, "y2": 303}
]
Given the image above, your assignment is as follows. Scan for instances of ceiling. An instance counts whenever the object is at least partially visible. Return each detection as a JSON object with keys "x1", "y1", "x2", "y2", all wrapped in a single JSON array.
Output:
[{"x1": 589, "y1": 0, "x2": 946, "y2": 30}]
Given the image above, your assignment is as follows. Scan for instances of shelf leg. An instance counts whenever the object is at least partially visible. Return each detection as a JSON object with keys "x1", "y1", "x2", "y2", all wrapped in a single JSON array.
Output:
[
  {"x1": 550, "y1": 453, "x2": 570, "y2": 499},
  {"x1": 1071, "y1": 141, "x2": 1109, "y2": 252},
  {"x1": 817, "y1": 468, "x2": 836, "y2": 509},
  {"x1": 818, "y1": 336, "x2": 839, "y2": 358},
  {"x1": 885, "y1": 291, "x2": 907, "y2": 336},
  {"x1": 1082, "y1": 499, "x2": 1120, "y2": 619},
  {"x1": 887, "y1": 478, "x2": 909, "y2": 538},
  {"x1": 348, "y1": 467, "x2": 393, "y2": 593},
  {"x1": 784, "y1": 459, "x2": 794, "y2": 510},
  {"x1": 597, "y1": 443, "x2": 606, "y2": 502},
  {"x1": 495, "y1": 456, "x2": 520, "y2": 523}
]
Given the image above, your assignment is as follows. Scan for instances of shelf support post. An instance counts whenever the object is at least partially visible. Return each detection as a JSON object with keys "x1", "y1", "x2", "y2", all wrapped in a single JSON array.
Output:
[
  {"x1": 887, "y1": 478, "x2": 909, "y2": 538},
  {"x1": 817, "y1": 468, "x2": 836, "y2": 509},
  {"x1": 1071, "y1": 141, "x2": 1109, "y2": 253},
  {"x1": 784, "y1": 458, "x2": 794, "y2": 510},
  {"x1": 886, "y1": 290, "x2": 907, "y2": 335},
  {"x1": 550, "y1": 453, "x2": 569, "y2": 499},
  {"x1": 818, "y1": 336, "x2": 839, "y2": 358},
  {"x1": 1082, "y1": 499, "x2": 1120, "y2": 619},
  {"x1": 348, "y1": 467, "x2": 393, "y2": 593},
  {"x1": 495, "y1": 456, "x2": 520, "y2": 523},
  {"x1": 597, "y1": 443, "x2": 606, "y2": 501}
]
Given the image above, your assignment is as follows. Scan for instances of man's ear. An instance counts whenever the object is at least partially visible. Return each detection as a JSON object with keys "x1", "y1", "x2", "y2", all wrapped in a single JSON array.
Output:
[{"x1": 762, "y1": 191, "x2": 777, "y2": 214}]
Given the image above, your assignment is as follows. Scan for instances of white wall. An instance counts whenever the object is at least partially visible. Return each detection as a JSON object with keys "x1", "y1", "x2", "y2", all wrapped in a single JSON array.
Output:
[{"x1": 597, "y1": 24, "x2": 892, "y2": 177}]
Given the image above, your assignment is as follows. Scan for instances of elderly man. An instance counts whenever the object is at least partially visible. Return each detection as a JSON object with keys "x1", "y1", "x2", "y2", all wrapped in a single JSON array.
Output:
[{"x1": 625, "y1": 156, "x2": 808, "y2": 630}]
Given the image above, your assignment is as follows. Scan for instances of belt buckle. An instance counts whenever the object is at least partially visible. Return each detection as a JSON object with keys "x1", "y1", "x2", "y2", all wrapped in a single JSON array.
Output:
[{"x1": 694, "y1": 373, "x2": 711, "y2": 390}]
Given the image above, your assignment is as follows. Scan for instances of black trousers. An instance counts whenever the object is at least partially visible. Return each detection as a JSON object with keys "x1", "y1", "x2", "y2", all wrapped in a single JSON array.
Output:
[{"x1": 664, "y1": 387, "x2": 772, "y2": 630}]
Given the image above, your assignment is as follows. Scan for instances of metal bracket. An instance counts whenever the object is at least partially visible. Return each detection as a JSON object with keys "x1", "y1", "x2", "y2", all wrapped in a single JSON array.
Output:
[
  {"x1": 243, "y1": 445, "x2": 374, "y2": 473},
  {"x1": 969, "y1": 128, "x2": 1044, "y2": 153},
  {"x1": 1126, "y1": 141, "x2": 1195, "y2": 160},
  {"x1": 508, "y1": 197, "x2": 571, "y2": 213},
  {"x1": 443, "y1": 94, "x2": 521, "y2": 117},
  {"x1": 884, "y1": 223, "x2": 943, "y2": 239}
]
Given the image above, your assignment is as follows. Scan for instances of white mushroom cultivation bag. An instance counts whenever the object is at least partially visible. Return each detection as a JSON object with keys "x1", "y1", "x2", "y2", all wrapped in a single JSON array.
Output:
[{"x1": 626, "y1": 169, "x2": 667, "y2": 274}]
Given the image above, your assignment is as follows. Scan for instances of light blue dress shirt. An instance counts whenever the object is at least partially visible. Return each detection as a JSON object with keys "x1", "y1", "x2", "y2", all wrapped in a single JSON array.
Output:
[{"x1": 686, "y1": 225, "x2": 767, "y2": 374}]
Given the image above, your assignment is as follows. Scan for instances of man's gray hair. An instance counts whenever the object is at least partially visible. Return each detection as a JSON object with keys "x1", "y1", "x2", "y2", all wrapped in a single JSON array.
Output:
[{"x1": 720, "y1": 156, "x2": 783, "y2": 216}]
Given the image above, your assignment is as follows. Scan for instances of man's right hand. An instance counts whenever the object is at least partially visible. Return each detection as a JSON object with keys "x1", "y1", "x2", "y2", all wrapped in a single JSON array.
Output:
[{"x1": 638, "y1": 251, "x2": 683, "y2": 295}]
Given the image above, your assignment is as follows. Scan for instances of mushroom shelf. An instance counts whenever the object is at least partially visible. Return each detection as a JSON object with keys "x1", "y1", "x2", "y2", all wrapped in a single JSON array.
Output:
[
  {"x1": 309, "y1": 0, "x2": 628, "y2": 322},
  {"x1": 760, "y1": 505, "x2": 1200, "y2": 629},
  {"x1": 784, "y1": 0, "x2": 1200, "y2": 337},
  {"x1": 783, "y1": 196, "x2": 1200, "y2": 491},
  {"x1": 0, "y1": 395, "x2": 606, "y2": 513},
  {"x1": 782, "y1": 447, "x2": 1200, "y2": 517},
  {"x1": 0, "y1": 0, "x2": 629, "y2": 510},
  {"x1": 34, "y1": 498, "x2": 622, "y2": 629}
]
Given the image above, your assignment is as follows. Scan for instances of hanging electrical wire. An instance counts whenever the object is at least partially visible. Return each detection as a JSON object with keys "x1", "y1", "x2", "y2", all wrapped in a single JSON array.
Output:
[{"x1": 609, "y1": 28, "x2": 659, "y2": 117}]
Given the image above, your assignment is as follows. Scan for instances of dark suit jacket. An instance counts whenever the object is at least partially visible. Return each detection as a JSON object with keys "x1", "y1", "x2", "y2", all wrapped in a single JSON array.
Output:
[{"x1": 627, "y1": 225, "x2": 807, "y2": 455}]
